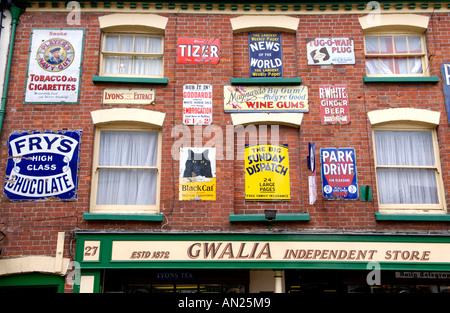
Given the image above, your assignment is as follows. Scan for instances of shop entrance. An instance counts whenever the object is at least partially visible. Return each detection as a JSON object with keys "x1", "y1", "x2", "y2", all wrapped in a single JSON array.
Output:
[{"x1": 102, "y1": 269, "x2": 249, "y2": 293}]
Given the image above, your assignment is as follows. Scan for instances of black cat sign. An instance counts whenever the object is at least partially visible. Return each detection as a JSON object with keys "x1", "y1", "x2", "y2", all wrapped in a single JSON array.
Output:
[{"x1": 179, "y1": 147, "x2": 216, "y2": 201}]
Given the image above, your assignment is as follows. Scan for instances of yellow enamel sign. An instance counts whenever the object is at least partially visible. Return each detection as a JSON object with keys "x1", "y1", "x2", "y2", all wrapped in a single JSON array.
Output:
[{"x1": 245, "y1": 144, "x2": 290, "y2": 201}]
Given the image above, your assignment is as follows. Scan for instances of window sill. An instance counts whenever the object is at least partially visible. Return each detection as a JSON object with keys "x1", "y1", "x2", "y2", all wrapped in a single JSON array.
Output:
[
  {"x1": 229, "y1": 213, "x2": 310, "y2": 222},
  {"x1": 363, "y1": 76, "x2": 439, "y2": 83},
  {"x1": 92, "y1": 75, "x2": 169, "y2": 85},
  {"x1": 83, "y1": 213, "x2": 164, "y2": 222},
  {"x1": 230, "y1": 77, "x2": 302, "y2": 85},
  {"x1": 375, "y1": 212, "x2": 450, "y2": 222}
]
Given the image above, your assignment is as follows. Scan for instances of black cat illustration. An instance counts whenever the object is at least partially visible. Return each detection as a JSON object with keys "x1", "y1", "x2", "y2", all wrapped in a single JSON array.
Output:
[{"x1": 183, "y1": 149, "x2": 213, "y2": 178}]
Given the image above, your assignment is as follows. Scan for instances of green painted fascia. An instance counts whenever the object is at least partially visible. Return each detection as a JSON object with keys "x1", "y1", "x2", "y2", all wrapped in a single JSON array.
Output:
[
  {"x1": 375, "y1": 213, "x2": 450, "y2": 222},
  {"x1": 0, "y1": 273, "x2": 65, "y2": 293},
  {"x1": 83, "y1": 213, "x2": 164, "y2": 222},
  {"x1": 230, "y1": 77, "x2": 302, "y2": 85},
  {"x1": 92, "y1": 75, "x2": 168, "y2": 85},
  {"x1": 363, "y1": 76, "x2": 440, "y2": 83},
  {"x1": 229, "y1": 213, "x2": 310, "y2": 222}
]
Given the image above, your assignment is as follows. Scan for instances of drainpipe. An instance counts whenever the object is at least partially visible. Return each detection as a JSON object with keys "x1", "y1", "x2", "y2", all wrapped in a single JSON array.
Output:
[{"x1": 0, "y1": 5, "x2": 22, "y2": 138}]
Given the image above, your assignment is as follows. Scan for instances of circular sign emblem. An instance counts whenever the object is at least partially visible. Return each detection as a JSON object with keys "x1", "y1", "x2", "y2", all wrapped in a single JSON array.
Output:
[{"x1": 36, "y1": 38, "x2": 75, "y2": 72}]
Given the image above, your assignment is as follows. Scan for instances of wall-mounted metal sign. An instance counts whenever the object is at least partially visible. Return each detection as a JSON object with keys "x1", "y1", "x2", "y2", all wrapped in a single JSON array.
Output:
[
  {"x1": 177, "y1": 38, "x2": 220, "y2": 64},
  {"x1": 249, "y1": 33, "x2": 283, "y2": 78},
  {"x1": 25, "y1": 29, "x2": 84, "y2": 104},
  {"x1": 4, "y1": 130, "x2": 82, "y2": 201},
  {"x1": 320, "y1": 147, "x2": 358, "y2": 200},
  {"x1": 183, "y1": 84, "x2": 212, "y2": 125},
  {"x1": 224, "y1": 85, "x2": 308, "y2": 113},
  {"x1": 319, "y1": 84, "x2": 350, "y2": 124},
  {"x1": 440, "y1": 63, "x2": 450, "y2": 125},
  {"x1": 102, "y1": 89, "x2": 155, "y2": 105},
  {"x1": 306, "y1": 37, "x2": 355, "y2": 65}
]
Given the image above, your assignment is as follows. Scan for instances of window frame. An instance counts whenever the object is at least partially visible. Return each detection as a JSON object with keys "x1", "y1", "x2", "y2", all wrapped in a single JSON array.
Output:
[
  {"x1": 372, "y1": 123, "x2": 446, "y2": 214},
  {"x1": 363, "y1": 31, "x2": 429, "y2": 77},
  {"x1": 90, "y1": 123, "x2": 162, "y2": 214},
  {"x1": 99, "y1": 32, "x2": 164, "y2": 78}
]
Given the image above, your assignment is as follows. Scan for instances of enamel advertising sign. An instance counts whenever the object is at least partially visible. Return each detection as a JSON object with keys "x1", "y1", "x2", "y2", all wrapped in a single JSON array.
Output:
[
  {"x1": 440, "y1": 63, "x2": 450, "y2": 125},
  {"x1": 4, "y1": 130, "x2": 82, "y2": 201},
  {"x1": 224, "y1": 85, "x2": 308, "y2": 113},
  {"x1": 177, "y1": 38, "x2": 220, "y2": 64},
  {"x1": 25, "y1": 29, "x2": 84, "y2": 103},
  {"x1": 319, "y1": 85, "x2": 350, "y2": 124},
  {"x1": 306, "y1": 37, "x2": 355, "y2": 65},
  {"x1": 183, "y1": 84, "x2": 213, "y2": 125},
  {"x1": 245, "y1": 144, "x2": 290, "y2": 201},
  {"x1": 320, "y1": 147, "x2": 358, "y2": 200},
  {"x1": 249, "y1": 33, "x2": 283, "y2": 78}
]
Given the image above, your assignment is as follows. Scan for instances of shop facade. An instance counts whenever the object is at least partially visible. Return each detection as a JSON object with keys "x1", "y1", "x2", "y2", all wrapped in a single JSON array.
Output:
[{"x1": 1, "y1": 1, "x2": 450, "y2": 294}]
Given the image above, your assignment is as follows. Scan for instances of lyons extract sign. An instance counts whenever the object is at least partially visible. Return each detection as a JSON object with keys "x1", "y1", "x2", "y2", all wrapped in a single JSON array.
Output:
[
  {"x1": 306, "y1": 37, "x2": 355, "y2": 65},
  {"x1": 224, "y1": 85, "x2": 308, "y2": 113},
  {"x1": 4, "y1": 130, "x2": 82, "y2": 201},
  {"x1": 245, "y1": 144, "x2": 290, "y2": 201},
  {"x1": 177, "y1": 38, "x2": 220, "y2": 64},
  {"x1": 183, "y1": 84, "x2": 213, "y2": 125},
  {"x1": 249, "y1": 33, "x2": 283, "y2": 78},
  {"x1": 25, "y1": 29, "x2": 84, "y2": 104},
  {"x1": 320, "y1": 147, "x2": 358, "y2": 200}
]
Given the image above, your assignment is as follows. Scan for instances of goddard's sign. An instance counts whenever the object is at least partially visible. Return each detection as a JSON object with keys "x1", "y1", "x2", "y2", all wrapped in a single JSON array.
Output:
[
  {"x1": 306, "y1": 37, "x2": 355, "y2": 65},
  {"x1": 224, "y1": 85, "x2": 308, "y2": 113},
  {"x1": 4, "y1": 130, "x2": 81, "y2": 201},
  {"x1": 25, "y1": 29, "x2": 84, "y2": 103},
  {"x1": 320, "y1": 147, "x2": 358, "y2": 200}
]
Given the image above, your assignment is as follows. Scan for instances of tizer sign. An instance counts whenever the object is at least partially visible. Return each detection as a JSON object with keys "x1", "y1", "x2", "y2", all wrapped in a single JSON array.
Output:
[
  {"x1": 4, "y1": 130, "x2": 82, "y2": 201},
  {"x1": 320, "y1": 147, "x2": 358, "y2": 200},
  {"x1": 177, "y1": 38, "x2": 220, "y2": 64}
]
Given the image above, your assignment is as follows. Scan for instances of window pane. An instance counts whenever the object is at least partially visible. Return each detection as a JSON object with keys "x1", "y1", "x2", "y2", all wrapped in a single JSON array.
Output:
[
  {"x1": 134, "y1": 57, "x2": 148, "y2": 75},
  {"x1": 366, "y1": 59, "x2": 380, "y2": 74},
  {"x1": 374, "y1": 130, "x2": 435, "y2": 166},
  {"x1": 377, "y1": 168, "x2": 438, "y2": 204},
  {"x1": 409, "y1": 57, "x2": 423, "y2": 74},
  {"x1": 379, "y1": 58, "x2": 394, "y2": 74},
  {"x1": 134, "y1": 37, "x2": 148, "y2": 53},
  {"x1": 104, "y1": 56, "x2": 119, "y2": 74},
  {"x1": 408, "y1": 36, "x2": 422, "y2": 53},
  {"x1": 149, "y1": 57, "x2": 162, "y2": 76},
  {"x1": 99, "y1": 131, "x2": 158, "y2": 166},
  {"x1": 119, "y1": 56, "x2": 133, "y2": 74},
  {"x1": 104, "y1": 35, "x2": 119, "y2": 52},
  {"x1": 97, "y1": 168, "x2": 157, "y2": 205},
  {"x1": 119, "y1": 36, "x2": 133, "y2": 53},
  {"x1": 394, "y1": 58, "x2": 408, "y2": 74},
  {"x1": 365, "y1": 37, "x2": 379, "y2": 54},
  {"x1": 394, "y1": 37, "x2": 407, "y2": 53},
  {"x1": 148, "y1": 37, "x2": 162, "y2": 54},
  {"x1": 379, "y1": 36, "x2": 393, "y2": 54}
]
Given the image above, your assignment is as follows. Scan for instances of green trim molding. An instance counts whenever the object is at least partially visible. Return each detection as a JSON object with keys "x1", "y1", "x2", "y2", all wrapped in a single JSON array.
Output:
[
  {"x1": 92, "y1": 75, "x2": 169, "y2": 85},
  {"x1": 375, "y1": 213, "x2": 450, "y2": 222},
  {"x1": 363, "y1": 76, "x2": 440, "y2": 83},
  {"x1": 83, "y1": 213, "x2": 164, "y2": 222},
  {"x1": 0, "y1": 273, "x2": 65, "y2": 293},
  {"x1": 229, "y1": 213, "x2": 310, "y2": 222},
  {"x1": 230, "y1": 77, "x2": 302, "y2": 85}
]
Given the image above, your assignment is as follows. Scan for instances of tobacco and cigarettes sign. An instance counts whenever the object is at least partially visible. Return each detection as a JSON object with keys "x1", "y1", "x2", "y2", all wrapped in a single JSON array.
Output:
[
  {"x1": 249, "y1": 33, "x2": 283, "y2": 78},
  {"x1": 321, "y1": 147, "x2": 358, "y2": 200},
  {"x1": 177, "y1": 38, "x2": 220, "y2": 64},
  {"x1": 4, "y1": 130, "x2": 82, "y2": 201},
  {"x1": 306, "y1": 37, "x2": 355, "y2": 65},
  {"x1": 319, "y1": 84, "x2": 350, "y2": 124},
  {"x1": 245, "y1": 144, "x2": 290, "y2": 201},
  {"x1": 224, "y1": 85, "x2": 308, "y2": 113},
  {"x1": 25, "y1": 29, "x2": 84, "y2": 103},
  {"x1": 183, "y1": 84, "x2": 213, "y2": 125}
]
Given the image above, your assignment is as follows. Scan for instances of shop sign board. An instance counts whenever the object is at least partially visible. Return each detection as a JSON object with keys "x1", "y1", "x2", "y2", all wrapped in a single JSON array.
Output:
[
  {"x1": 102, "y1": 89, "x2": 155, "y2": 105},
  {"x1": 440, "y1": 63, "x2": 450, "y2": 125},
  {"x1": 183, "y1": 84, "x2": 213, "y2": 125},
  {"x1": 224, "y1": 85, "x2": 308, "y2": 113},
  {"x1": 249, "y1": 33, "x2": 283, "y2": 78},
  {"x1": 319, "y1": 84, "x2": 350, "y2": 124},
  {"x1": 179, "y1": 147, "x2": 216, "y2": 201},
  {"x1": 320, "y1": 147, "x2": 358, "y2": 200},
  {"x1": 177, "y1": 38, "x2": 220, "y2": 64},
  {"x1": 306, "y1": 37, "x2": 355, "y2": 65},
  {"x1": 109, "y1": 240, "x2": 450, "y2": 263},
  {"x1": 245, "y1": 144, "x2": 290, "y2": 201},
  {"x1": 25, "y1": 29, "x2": 84, "y2": 104},
  {"x1": 4, "y1": 130, "x2": 82, "y2": 201}
]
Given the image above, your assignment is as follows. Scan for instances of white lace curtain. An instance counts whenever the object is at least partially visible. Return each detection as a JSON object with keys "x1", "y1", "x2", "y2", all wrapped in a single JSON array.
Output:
[
  {"x1": 96, "y1": 130, "x2": 158, "y2": 205},
  {"x1": 374, "y1": 130, "x2": 439, "y2": 204},
  {"x1": 365, "y1": 36, "x2": 423, "y2": 75},
  {"x1": 104, "y1": 35, "x2": 162, "y2": 76}
]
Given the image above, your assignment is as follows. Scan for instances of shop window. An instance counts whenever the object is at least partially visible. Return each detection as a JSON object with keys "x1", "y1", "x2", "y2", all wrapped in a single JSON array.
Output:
[{"x1": 368, "y1": 109, "x2": 445, "y2": 214}]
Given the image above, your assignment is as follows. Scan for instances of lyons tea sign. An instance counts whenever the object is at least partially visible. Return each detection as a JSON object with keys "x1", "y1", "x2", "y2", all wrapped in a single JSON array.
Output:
[{"x1": 4, "y1": 130, "x2": 81, "y2": 201}]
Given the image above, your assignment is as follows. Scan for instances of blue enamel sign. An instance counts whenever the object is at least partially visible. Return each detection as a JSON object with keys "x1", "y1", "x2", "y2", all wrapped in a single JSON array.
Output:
[
  {"x1": 4, "y1": 130, "x2": 82, "y2": 201},
  {"x1": 320, "y1": 147, "x2": 358, "y2": 200},
  {"x1": 440, "y1": 63, "x2": 450, "y2": 125},
  {"x1": 249, "y1": 33, "x2": 283, "y2": 78}
]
